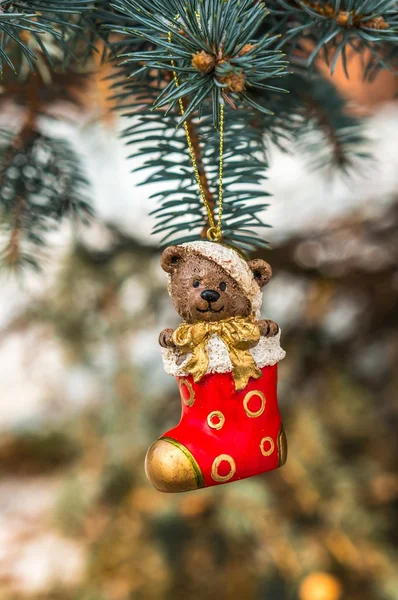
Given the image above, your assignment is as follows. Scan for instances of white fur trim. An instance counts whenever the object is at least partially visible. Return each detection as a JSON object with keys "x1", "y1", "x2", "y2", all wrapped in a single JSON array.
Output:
[{"x1": 161, "y1": 329, "x2": 285, "y2": 378}]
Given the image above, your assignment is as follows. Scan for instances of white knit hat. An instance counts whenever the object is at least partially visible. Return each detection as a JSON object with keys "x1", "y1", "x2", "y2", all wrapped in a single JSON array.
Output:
[{"x1": 176, "y1": 241, "x2": 263, "y2": 317}]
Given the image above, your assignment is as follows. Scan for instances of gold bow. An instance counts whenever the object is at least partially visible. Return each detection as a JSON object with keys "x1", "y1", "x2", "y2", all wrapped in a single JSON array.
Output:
[{"x1": 172, "y1": 316, "x2": 262, "y2": 391}]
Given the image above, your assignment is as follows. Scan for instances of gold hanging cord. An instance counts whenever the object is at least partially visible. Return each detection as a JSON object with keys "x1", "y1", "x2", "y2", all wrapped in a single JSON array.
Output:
[{"x1": 168, "y1": 30, "x2": 224, "y2": 242}]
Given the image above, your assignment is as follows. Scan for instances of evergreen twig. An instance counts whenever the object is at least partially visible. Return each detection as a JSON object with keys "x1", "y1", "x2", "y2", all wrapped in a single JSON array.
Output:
[{"x1": 0, "y1": 0, "x2": 389, "y2": 262}]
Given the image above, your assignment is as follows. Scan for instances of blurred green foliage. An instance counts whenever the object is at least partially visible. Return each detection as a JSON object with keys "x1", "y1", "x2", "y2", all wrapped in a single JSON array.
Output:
[{"x1": 1, "y1": 212, "x2": 397, "y2": 600}]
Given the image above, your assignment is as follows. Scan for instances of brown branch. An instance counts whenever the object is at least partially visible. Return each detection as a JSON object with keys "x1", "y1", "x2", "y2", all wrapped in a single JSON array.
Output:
[
  {"x1": 0, "y1": 77, "x2": 40, "y2": 173},
  {"x1": 302, "y1": 96, "x2": 347, "y2": 167},
  {"x1": 1, "y1": 76, "x2": 40, "y2": 265},
  {"x1": 181, "y1": 99, "x2": 216, "y2": 239},
  {"x1": 162, "y1": 66, "x2": 216, "y2": 237},
  {"x1": 19, "y1": 74, "x2": 41, "y2": 141},
  {"x1": 6, "y1": 196, "x2": 24, "y2": 265}
]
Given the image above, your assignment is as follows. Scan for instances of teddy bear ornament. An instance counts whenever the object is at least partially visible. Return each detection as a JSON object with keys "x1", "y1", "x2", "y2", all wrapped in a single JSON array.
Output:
[{"x1": 145, "y1": 241, "x2": 287, "y2": 492}]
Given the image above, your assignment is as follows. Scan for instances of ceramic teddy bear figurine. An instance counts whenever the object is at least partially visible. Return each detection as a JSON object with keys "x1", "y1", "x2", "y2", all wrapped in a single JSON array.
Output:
[{"x1": 145, "y1": 241, "x2": 287, "y2": 493}]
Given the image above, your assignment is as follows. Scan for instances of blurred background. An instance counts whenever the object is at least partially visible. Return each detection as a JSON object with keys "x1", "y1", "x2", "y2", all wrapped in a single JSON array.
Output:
[{"x1": 0, "y1": 52, "x2": 398, "y2": 600}]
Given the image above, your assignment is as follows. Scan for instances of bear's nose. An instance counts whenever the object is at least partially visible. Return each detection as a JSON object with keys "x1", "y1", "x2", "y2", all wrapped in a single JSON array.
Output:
[{"x1": 201, "y1": 290, "x2": 220, "y2": 303}]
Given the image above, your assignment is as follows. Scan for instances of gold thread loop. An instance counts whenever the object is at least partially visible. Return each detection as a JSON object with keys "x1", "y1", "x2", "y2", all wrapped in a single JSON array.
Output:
[
  {"x1": 211, "y1": 454, "x2": 236, "y2": 482},
  {"x1": 206, "y1": 226, "x2": 222, "y2": 242},
  {"x1": 216, "y1": 103, "x2": 224, "y2": 241},
  {"x1": 168, "y1": 28, "x2": 224, "y2": 241}
]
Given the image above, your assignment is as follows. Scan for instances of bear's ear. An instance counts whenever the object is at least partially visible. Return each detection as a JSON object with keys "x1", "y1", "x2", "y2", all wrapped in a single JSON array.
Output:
[
  {"x1": 160, "y1": 245, "x2": 186, "y2": 273},
  {"x1": 247, "y1": 258, "x2": 272, "y2": 288}
]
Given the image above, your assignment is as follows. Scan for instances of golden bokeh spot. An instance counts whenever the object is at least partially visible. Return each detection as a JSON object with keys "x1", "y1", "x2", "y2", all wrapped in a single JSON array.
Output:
[
  {"x1": 299, "y1": 572, "x2": 343, "y2": 600},
  {"x1": 207, "y1": 411, "x2": 225, "y2": 430},
  {"x1": 211, "y1": 454, "x2": 236, "y2": 482},
  {"x1": 260, "y1": 436, "x2": 275, "y2": 457},
  {"x1": 179, "y1": 378, "x2": 195, "y2": 407},
  {"x1": 243, "y1": 390, "x2": 266, "y2": 418}
]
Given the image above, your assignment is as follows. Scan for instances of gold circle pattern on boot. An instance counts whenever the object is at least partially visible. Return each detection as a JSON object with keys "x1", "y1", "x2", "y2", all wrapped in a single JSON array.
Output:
[
  {"x1": 179, "y1": 378, "x2": 195, "y2": 407},
  {"x1": 260, "y1": 436, "x2": 275, "y2": 457},
  {"x1": 211, "y1": 454, "x2": 236, "y2": 482},
  {"x1": 207, "y1": 411, "x2": 225, "y2": 430},
  {"x1": 243, "y1": 390, "x2": 266, "y2": 418}
]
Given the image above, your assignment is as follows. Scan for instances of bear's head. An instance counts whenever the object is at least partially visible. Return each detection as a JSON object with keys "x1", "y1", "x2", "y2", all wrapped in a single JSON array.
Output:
[{"x1": 161, "y1": 242, "x2": 272, "y2": 323}]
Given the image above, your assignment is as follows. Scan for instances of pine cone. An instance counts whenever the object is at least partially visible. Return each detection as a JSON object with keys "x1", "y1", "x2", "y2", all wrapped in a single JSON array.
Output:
[
  {"x1": 362, "y1": 15, "x2": 389, "y2": 29},
  {"x1": 218, "y1": 71, "x2": 246, "y2": 93},
  {"x1": 192, "y1": 50, "x2": 216, "y2": 74},
  {"x1": 336, "y1": 11, "x2": 350, "y2": 26}
]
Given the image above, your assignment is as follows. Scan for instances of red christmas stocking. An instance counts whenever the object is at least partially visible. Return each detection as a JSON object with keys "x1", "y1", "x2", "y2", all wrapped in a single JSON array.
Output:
[
  {"x1": 145, "y1": 364, "x2": 287, "y2": 492},
  {"x1": 146, "y1": 241, "x2": 287, "y2": 493}
]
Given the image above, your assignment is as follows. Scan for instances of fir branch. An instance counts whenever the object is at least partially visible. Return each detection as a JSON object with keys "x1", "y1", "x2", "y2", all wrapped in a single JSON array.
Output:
[
  {"x1": 107, "y1": 2, "x2": 371, "y2": 250},
  {"x1": 271, "y1": 0, "x2": 398, "y2": 74},
  {"x1": 0, "y1": 114, "x2": 92, "y2": 268},
  {"x1": 110, "y1": 0, "x2": 289, "y2": 127},
  {"x1": 0, "y1": 0, "x2": 97, "y2": 73},
  {"x1": 119, "y1": 69, "x2": 271, "y2": 251},
  {"x1": 264, "y1": 73, "x2": 369, "y2": 171}
]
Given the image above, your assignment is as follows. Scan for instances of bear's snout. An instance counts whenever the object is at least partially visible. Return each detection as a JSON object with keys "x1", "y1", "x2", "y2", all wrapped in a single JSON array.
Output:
[{"x1": 201, "y1": 290, "x2": 220, "y2": 303}]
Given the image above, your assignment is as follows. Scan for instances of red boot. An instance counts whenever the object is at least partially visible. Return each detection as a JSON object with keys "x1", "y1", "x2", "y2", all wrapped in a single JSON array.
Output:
[
  {"x1": 146, "y1": 241, "x2": 287, "y2": 492},
  {"x1": 145, "y1": 363, "x2": 287, "y2": 492}
]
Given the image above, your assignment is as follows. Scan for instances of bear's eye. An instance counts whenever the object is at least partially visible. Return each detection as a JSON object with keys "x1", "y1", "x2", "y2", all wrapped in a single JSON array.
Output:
[
  {"x1": 253, "y1": 270, "x2": 262, "y2": 280},
  {"x1": 219, "y1": 282, "x2": 227, "y2": 292},
  {"x1": 193, "y1": 280, "x2": 200, "y2": 288}
]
